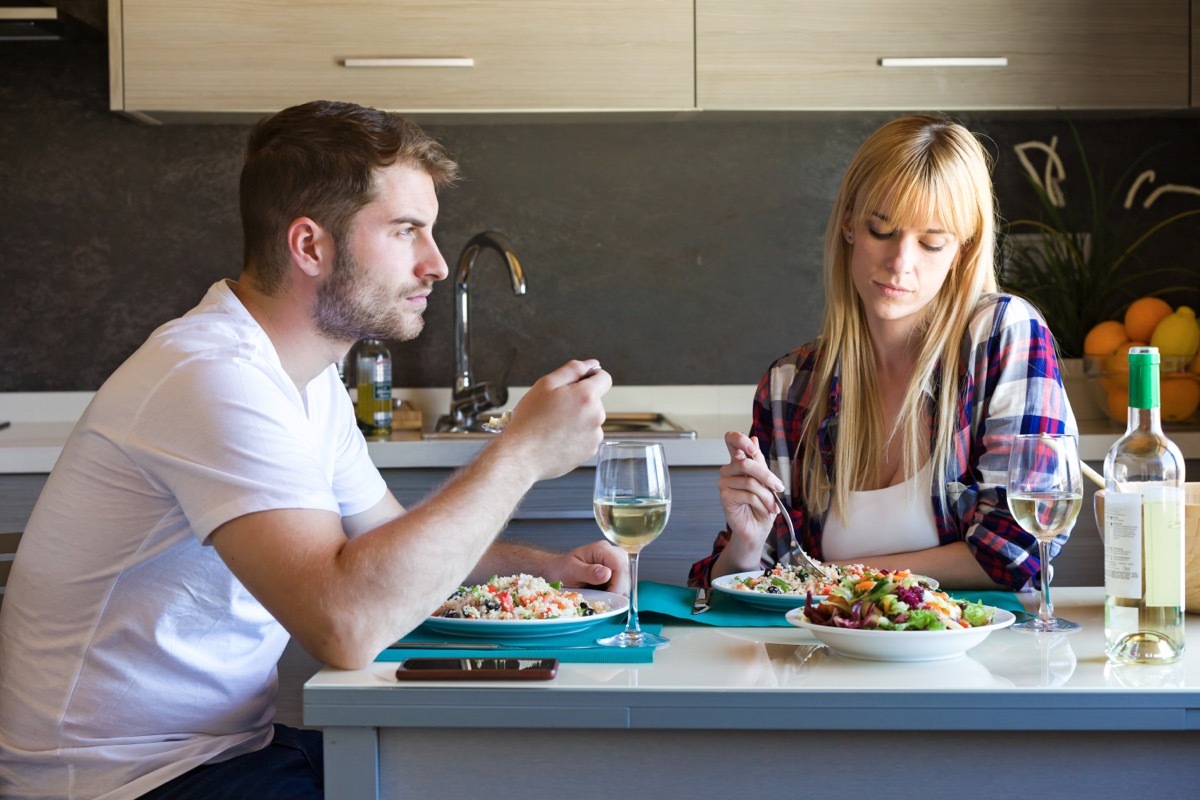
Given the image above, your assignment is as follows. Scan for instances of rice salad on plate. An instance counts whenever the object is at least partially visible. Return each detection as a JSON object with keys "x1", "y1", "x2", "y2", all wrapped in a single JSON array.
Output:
[
  {"x1": 802, "y1": 567, "x2": 994, "y2": 631},
  {"x1": 434, "y1": 574, "x2": 610, "y2": 621},
  {"x1": 732, "y1": 562, "x2": 866, "y2": 597}
]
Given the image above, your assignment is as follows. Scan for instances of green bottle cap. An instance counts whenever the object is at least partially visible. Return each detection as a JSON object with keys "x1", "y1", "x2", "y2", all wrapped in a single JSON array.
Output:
[{"x1": 1127, "y1": 346, "x2": 1160, "y2": 410}]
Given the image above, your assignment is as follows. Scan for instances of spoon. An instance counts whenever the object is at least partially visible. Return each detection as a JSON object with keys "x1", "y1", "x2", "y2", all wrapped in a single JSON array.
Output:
[{"x1": 1080, "y1": 460, "x2": 1105, "y2": 490}]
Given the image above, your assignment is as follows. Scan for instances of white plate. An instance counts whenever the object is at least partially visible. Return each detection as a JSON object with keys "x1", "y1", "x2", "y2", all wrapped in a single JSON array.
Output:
[
  {"x1": 711, "y1": 570, "x2": 828, "y2": 611},
  {"x1": 785, "y1": 607, "x2": 1016, "y2": 662},
  {"x1": 421, "y1": 589, "x2": 629, "y2": 639}
]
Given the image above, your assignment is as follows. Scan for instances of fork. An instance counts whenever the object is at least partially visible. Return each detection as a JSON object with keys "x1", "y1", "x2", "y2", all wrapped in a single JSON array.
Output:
[{"x1": 773, "y1": 489, "x2": 827, "y2": 576}]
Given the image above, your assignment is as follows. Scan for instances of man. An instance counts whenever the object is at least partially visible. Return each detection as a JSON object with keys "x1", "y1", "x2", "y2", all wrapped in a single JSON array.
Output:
[{"x1": 0, "y1": 100, "x2": 624, "y2": 799}]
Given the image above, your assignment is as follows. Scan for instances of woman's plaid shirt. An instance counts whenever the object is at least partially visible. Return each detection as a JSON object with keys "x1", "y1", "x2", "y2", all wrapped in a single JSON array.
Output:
[{"x1": 689, "y1": 294, "x2": 1078, "y2": 592}]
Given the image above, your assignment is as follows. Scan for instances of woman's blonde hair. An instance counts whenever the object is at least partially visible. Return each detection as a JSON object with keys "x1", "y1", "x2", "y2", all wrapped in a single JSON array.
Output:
[{"x1": 801, "y1": 115, "x2": 999, "y2": 521}]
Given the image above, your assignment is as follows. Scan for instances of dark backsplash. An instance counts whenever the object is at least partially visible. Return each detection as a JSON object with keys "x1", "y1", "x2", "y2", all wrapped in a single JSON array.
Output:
[{"x1": 3, "y1": 34, "x2": 1198, "y2": 392}]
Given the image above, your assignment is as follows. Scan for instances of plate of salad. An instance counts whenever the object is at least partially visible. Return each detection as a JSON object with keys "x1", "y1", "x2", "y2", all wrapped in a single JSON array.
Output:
[
  {"x1": 710, "y1": 563, "x2": 869, "y2": 611},
  {"x1": 785, "y1": 567, "x2": 1015, "y2": 661},
  {"x1": 422, "y1": 574, "x2": 627, "y2": 639}
]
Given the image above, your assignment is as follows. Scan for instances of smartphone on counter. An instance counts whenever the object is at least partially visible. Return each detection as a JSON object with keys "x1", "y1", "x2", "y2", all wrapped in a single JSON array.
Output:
[{"x1": 395, "y1": 658, "x2": 558, "y2": 681}]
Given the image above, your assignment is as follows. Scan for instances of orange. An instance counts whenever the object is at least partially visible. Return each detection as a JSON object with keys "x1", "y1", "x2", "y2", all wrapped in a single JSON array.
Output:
[
  {"x1": 1124, "y1": 296, "x2": 1174, "y2": 343},
  {"x1": 1104, "y1": 341, "x2": 1148, "y2": 388},
  {"x1": 1161, "y1": 375, "x2": 1200, "y2": 422},
  {"x1": 1083, "y1": 320, "x2": 1129, "y2": 356},
  {"x1": 1105, "y1": 386, "x2": 1128, "y2": 423}
]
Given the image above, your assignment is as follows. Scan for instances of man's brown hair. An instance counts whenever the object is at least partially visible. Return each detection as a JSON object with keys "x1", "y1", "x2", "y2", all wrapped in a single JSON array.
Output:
[{"x1": 240, "y1": 100, "x2": 460, "y2": 293}]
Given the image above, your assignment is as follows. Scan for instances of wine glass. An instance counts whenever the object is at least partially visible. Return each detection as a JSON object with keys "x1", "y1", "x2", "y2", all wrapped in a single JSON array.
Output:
[
  {"x1": 593, "y1": 441, "x2": 671, "y2": 648},
  {"x1": 1006, "y1": 432, "x2": 1083, "y2": 633}
]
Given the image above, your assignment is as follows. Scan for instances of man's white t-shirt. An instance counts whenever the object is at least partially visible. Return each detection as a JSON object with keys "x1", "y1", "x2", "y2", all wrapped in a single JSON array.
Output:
[{"x1": 0, "y1": 280, "x2": 388, "y2": 800}]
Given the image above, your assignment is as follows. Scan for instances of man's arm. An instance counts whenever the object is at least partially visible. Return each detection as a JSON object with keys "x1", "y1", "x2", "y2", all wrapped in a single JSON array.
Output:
[{"x1": 211, "y1": 360, "x2": 610, "y2": 670}]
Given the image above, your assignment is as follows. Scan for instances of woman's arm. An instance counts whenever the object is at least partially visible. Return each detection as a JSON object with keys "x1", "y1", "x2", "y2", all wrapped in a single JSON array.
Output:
[
  {"x1": 688, "y1": 371, "x2": 779, "y2": 586},
  {"x1": 955, "y1": 295, "x2": 1079, "y2": 591},
  {"x1": 689, "y1": 347, "x2": 819, "y2": 587}
]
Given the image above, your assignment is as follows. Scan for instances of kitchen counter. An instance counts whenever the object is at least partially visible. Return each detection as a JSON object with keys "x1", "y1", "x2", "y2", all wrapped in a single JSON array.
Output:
[
  {"x1": 1, "y1": 388, "x2": 1197, "y2": 473},
  {"x1": 304, "y1": 587, "x2": 1200, "y2": 800}
]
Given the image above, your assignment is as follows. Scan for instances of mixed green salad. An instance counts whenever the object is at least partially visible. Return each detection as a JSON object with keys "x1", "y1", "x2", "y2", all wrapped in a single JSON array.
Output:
[{"x1": 802, "y1": 567, "x2": 995, "y2": 631}]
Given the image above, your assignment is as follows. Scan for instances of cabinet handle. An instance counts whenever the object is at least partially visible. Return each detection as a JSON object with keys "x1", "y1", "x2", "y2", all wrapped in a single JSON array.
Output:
[
  {"x1": 879, "y1": 57, "x2": 1008, "y2": 68},
  {"x1": 0, "y1": 6, "x2": 57, "y2": 19},
  {"x1": 341, "y1": 57, "x2": 475, "y2": 68}
]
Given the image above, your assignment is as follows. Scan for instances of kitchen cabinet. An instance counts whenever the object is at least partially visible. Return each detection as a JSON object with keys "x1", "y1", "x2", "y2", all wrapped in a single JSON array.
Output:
[
  {"x1": 1193, "y1": 0, "x2": 1200, "y2": 107},
  {"x1": 0, "y1": 461, "x2": 1159, "y2": 589},
  {"x1": 0, "y1": 474, "x2": 45, "y2": 533},
  {"x1": 381, "y1": 466, "x2": 720, "y2": 586},
  {"x1": 380, "y1": 462, "x2": 1139, "y2": 588},
  {"x1": 697, "y1": 0, "x2": 1191, "y2": 111},
  {"x1": 109, "y1": 0, "x2": 1193, "y2": 120},
  {"x1": 108, "y1": 0, "x2": 694, "y2": 123},
  {"x1": 0, "y1": 466, "x2": 719, "y2": 586}
]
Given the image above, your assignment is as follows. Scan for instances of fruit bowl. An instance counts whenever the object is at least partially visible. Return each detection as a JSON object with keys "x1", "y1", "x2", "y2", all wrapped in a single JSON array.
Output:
[{"x1": 1083, "y1": 354, "x2": 1200, "y2": 425}]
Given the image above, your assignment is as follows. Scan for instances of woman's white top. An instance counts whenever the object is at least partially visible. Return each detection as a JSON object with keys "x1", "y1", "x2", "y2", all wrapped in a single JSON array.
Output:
[{"x1": 820, "y1": 460, "x2": 939, "y2": 559}]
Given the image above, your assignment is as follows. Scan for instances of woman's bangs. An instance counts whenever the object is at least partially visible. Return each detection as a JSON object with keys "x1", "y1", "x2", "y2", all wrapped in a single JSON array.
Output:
[{"x1": 855, "y1": 160, "x2": 977, "y2": 242}]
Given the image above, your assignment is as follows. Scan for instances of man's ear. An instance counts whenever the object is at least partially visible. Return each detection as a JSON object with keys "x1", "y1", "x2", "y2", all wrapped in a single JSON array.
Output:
[{"x1": 286, "y1": 217, "x2": 331, "y2": 279}]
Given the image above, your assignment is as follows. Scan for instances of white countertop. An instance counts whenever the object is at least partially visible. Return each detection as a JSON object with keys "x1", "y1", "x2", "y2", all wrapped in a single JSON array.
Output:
[
  {"x1": 301, "y1": 588, "x2": 1200, "y2": 800},
  {"x1": 304, "y1": 588, "x2": 1200, "y2": 728},
  {"x1": 1, "y1": 389, "x2": 1196, "y2": 473}
]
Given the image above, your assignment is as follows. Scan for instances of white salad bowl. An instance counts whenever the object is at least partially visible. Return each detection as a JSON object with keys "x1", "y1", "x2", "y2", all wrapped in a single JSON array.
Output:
[{"x1": 786, "y1": 607, "x2": 1016, "y2": 662}]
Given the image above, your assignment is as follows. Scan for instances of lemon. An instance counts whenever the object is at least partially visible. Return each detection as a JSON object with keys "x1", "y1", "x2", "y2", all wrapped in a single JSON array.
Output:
[{"x1": 1150, "y1": 306, "x2": 1200, "y2": 359}]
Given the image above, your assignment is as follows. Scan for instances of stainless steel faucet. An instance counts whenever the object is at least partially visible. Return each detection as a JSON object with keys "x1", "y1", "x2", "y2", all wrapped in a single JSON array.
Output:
[{"x1": 435, "y1": 231, "x2": 526, "y2": 433}]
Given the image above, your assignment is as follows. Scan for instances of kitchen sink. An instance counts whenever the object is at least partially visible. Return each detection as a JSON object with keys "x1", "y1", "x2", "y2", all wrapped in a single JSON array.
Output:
[{"x1": 421, "y1": 412, "x2": 696, "y2": 440}]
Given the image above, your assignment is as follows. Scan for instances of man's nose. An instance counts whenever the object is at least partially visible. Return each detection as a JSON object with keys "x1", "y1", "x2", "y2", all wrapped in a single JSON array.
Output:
[{"x1": 418, "y1": 240, "x2": 450, "y2": 282}]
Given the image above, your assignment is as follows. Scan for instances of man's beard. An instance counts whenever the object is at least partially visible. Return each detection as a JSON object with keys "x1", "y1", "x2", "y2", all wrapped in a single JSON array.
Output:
[{"x1": 313, "y1": 244, "x2": 429, "y2": 343}]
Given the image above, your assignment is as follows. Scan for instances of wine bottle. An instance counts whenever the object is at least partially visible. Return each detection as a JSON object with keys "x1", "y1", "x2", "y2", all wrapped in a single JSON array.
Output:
[
  {"x1": 1102, "y1": 346, "x2": 1186, "y2": 664},
  {"x1": 355, "y1": 339, "x2": 393, "y2": 439}
]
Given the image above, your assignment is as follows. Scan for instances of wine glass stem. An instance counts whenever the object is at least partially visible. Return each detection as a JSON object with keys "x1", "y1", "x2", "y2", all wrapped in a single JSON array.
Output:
[
  {"x1": 1037, "y1": 539, "x2": 1055, "y2": 623},
  {"x1": 624, "y1": 550, "x2": 643, "y2": 635}
]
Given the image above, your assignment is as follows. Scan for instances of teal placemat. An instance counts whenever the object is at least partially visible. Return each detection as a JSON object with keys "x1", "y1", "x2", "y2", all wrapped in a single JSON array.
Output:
[
  {"x1": 375, "y1": 620, "x2": 664, "y2": 664},
  {"x1": 638, "y1": 581, "x2": 794, "y2": 627}
]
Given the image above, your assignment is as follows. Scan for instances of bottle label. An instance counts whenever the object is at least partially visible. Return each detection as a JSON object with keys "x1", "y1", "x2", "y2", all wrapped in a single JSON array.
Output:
[
  {"x1": 1103, "y1": 486, "x2": 1185, "y2": 606},
  {"x1": 1104, "y1": 491, "x2": 1143, "y2": 598},
  {"x1": 1143, "y1": 485, "x2": 1184, "y2": 608}
]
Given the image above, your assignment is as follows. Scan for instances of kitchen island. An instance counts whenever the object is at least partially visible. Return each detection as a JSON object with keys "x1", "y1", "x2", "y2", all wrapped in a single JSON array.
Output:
[{"x1": 304, "y1": 588, "x2": 1200, "y2": 800}]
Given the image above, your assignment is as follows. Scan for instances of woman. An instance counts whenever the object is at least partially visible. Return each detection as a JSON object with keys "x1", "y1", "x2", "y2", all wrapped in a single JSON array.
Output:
[{"x1": 690, "y1": 115, "x2": 1076, "y2": 592}]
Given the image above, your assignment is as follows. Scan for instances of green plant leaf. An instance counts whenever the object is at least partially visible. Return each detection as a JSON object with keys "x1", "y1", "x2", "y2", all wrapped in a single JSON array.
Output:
[{"x1": 1002, "y1": 124, "x2": 1199, "y2": 357}]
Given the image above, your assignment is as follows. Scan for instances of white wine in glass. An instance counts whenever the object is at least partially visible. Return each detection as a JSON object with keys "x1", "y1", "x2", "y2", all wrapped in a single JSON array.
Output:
[
  {"x1": 593, "y1": 441, "x2": 671, "y2": 648},
  {"x1": 1008, "y1": 491, "x2": 1083, "y2": 541},
  {"x1": 1006, "y1": 432, "x2": 1083, "y2": 633}
]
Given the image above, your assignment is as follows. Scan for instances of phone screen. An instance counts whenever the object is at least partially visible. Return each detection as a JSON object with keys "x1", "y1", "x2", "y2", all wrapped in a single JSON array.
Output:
[{"x1": 395, "y1": 658, "x2": 559, "y2": 681}]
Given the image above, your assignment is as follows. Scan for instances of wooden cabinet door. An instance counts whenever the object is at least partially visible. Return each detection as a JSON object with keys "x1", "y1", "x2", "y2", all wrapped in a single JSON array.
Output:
[
  {"x1": 112, "y1": 0, "x2": 694, "y2": 120},
  {"x1": 1192, "y1": 0, "x2": 1200, "y2": 107},
  {"x1": 697, "y1": 0, "x2": 1190, "y2": 111}
]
